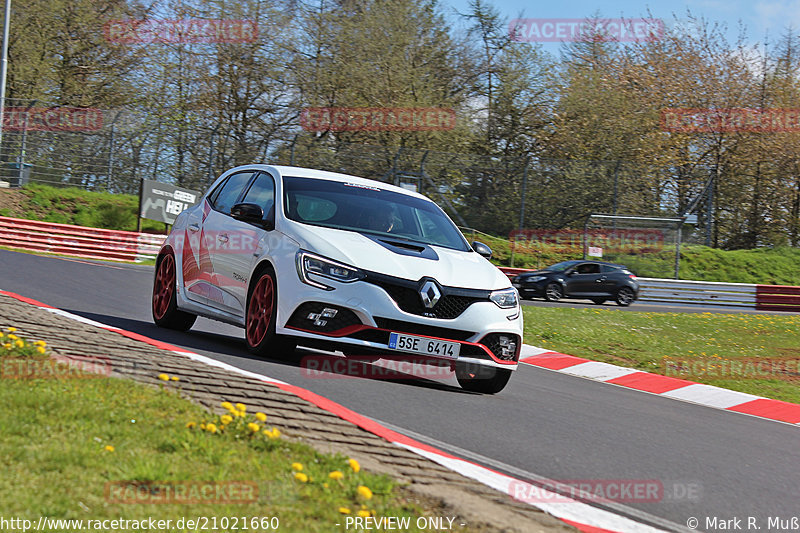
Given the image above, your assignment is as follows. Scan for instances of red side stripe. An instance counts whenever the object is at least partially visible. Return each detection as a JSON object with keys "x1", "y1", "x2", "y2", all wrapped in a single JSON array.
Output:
[
  {"x1": 727, "y1": 399, "x2": 800, "y2": 424},
  {"x1": 520, "y1": 352, "x2": 590, "y2": 370},
  {"x1": 0, "y1": 289, "x2": 56, "y2": 309},
  {"x1": 606, "y1": 372, "x2": 694, "y2": 394}
]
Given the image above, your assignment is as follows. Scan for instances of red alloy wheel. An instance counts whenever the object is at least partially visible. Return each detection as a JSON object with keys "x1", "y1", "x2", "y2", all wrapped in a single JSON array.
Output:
[
  {"x1": 247, "y1": 274, "x2": 274, "y2": 347},
  {"x1": 153, "y1": 253, "x2": 176, "y2": 320}
]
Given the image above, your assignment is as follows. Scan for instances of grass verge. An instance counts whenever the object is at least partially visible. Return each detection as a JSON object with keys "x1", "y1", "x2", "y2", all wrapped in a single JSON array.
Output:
[
  {"x1": 522, "y1": 306, "x2": 800, "y2": 404},
  {"x1": 0, "y1": 328, "x2": 469, "y2": 532}
]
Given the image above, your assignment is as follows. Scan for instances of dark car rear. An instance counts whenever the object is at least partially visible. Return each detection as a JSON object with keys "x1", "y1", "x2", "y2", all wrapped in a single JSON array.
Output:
[{"x1": 512, "y1": 260, "x2": 639, "y2": 306}]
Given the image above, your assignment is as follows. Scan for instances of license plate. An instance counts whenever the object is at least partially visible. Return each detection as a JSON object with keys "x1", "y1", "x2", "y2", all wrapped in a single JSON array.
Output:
[{"x1": 388, "y1": 333, "x2": 460, "y2": 359}]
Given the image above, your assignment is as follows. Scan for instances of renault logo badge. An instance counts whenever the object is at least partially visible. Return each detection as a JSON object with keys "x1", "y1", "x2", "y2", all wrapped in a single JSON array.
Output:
[{"x1": 419, "y1": 280, "x2": 441, "y2": 309}]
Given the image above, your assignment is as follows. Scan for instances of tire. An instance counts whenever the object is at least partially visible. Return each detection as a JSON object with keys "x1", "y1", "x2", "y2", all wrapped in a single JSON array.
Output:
[
  {"x1": 615, "y1": 286, "x2": 635, "y2": 307},
  {"x1": 246, "y1": 266, "x2": 296, "y2": 357},
  {"x1": 455, "y1": 363, "x2": 512, "y2": 394},
  {"x1": 152, "y1": 251, "x2": 197, "y2": 331},
  {"x1": 544, "y1": 282, "x2": 563, "y2": 302},
  {"x1": 591, "y1": 298, "x2": 606, "y2": 305}
]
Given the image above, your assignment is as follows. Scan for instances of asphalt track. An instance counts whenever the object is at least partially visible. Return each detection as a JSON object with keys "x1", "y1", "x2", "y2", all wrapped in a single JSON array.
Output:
[{"x1": 2, "y1": 248, "x2": 798, "y2": 531}]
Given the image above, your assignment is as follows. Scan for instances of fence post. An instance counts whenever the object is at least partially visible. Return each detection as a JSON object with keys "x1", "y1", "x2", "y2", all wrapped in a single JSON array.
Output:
[
  {"x1": 518, "y1": 158, "x2": 528, "y2": 231},
  {"x1": 107, "y1": 124, "x2": 115, "y2": 190}
]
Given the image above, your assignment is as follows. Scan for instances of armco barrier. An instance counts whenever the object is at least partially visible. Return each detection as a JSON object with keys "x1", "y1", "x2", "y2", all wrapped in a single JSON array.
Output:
[
  {"x1": 499, "y1": 267, "x2": 800, "y2": 312},
  {"x1": 0, "y1": 216, "x2": 166, "y2": 262}
]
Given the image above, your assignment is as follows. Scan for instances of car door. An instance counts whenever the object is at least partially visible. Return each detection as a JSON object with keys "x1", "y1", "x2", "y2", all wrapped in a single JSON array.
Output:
[
  {"x1": 207, "y1": 171, "x2": 277, "y2": 316},
  {"x1": 598, "y1": 265, "x2": 621, "y2": 295},
  {"x1": 564, "y1": 262, "x2": 602, "y2": 295},
  {"x1": 197, "y1": 170, "x2": 255, "y2": 314}
]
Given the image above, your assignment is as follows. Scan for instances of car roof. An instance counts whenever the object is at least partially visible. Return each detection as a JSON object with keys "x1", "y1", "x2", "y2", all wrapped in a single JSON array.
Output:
[
  {"x1": 550, "y1": 260, "x2": 628, "y2": 268},
  {"x1": 253, "y1": 164, "x2": 428, "y2": 200}
]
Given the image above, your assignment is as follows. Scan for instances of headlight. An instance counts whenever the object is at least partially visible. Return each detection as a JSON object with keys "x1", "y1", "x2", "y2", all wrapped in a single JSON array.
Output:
[
  {"x1": 296, "y1": 251, "x2": 363, "y2": 290},
  {"x1": 525, "y1": 275, "x2": 546, "y2": 283},
  {"x1": 490, "y1": 288, "x2": 518, "y2": 309}
]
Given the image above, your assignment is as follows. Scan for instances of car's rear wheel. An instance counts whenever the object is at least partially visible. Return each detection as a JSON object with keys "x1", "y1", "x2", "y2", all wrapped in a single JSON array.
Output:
[
  {"x1": 591, "y1": 298, "x2": 606, "y2": 305},
  {"x1": 246, "y1": 266, "x2": 296, "y2": 357},
  {"x1": 544, "y1": 282, "x2": 563, "y2": 302},
  {"x1": 152, "y1": 251, "x2": 197, "y2": 331},
  {"x1": 455, "y1": 364, "x2": 512, "y2": 394},
  {"x1": 615, "y1": 287, "x2": 635, "y2": 306}
]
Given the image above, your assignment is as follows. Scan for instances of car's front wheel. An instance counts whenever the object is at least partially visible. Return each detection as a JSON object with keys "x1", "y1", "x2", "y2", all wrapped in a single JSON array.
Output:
[
  {"x1": 615, "y1": 286, "x2": 635, "y2": 306},
  {"x1": 544, "y1": 282, "x2": 563, "y2": 302},
  {"x1": 455, "y1": 364, "x2": 512, "y2": 394},
  {"x1": 246, "y1": 266, "x2": 296, "y2": 357},
  {"x1": 152, "y1": 251, "x2": 197, "y2": 331}
]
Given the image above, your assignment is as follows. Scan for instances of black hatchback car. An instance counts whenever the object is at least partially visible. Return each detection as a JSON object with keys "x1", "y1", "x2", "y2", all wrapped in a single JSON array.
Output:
[{"x1": 511, "y1": 260, "x2": 639, "y2": 306}]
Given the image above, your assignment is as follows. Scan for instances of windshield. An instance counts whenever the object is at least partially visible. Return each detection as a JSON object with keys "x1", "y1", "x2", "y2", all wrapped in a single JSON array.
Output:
[
  {"x1": 283, "y1": 177, "x2": 471, "y2": 251},
  {"x1": 545, "y1": 260, "x2": 581, "y2": 272}
]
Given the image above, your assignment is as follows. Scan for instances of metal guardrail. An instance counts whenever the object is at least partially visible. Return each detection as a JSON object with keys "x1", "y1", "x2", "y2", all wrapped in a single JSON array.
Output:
[
  {"x1": 499, "y1": 267, "x2": 800, "y2": 312},
  {"x1": 0, "y1": 216, "x2": 165, "y2": 262}
]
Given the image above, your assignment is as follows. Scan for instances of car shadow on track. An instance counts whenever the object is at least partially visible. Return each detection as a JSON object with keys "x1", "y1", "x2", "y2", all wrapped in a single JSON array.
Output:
[{"x1": 63, "y1": 309, "x2": 470, "y2": 394}]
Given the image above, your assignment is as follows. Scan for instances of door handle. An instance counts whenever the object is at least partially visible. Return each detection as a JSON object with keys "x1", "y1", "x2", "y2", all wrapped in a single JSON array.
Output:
[
  {"x1": 596, "y1": 277, "x2": 606, "y2": 282},
  {"x1": 189, "y1": 223, "x2": 200, "y2": 232}
]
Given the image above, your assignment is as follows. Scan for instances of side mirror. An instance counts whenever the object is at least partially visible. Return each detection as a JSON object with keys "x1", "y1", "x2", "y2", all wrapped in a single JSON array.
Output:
[
  {"x1": 472, "y1": 241, "x2": 492, "y2": 259},
  {"x1": 231, "y1": 203, "x2": 266, "y2": 227}
]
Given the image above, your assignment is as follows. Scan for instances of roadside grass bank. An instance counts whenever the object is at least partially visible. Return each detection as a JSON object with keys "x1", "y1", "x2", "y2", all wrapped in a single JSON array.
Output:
[
  {"x1": 0, "y1": 328, "x2": 468, "y2": 532},
  {"x1": 522, "y1": 307, "x2": 800, "y2": 405}
]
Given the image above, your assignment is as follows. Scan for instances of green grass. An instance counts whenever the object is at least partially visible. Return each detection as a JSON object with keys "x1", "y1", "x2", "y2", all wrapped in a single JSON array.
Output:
[
  {"x1": 3, "y1": 183, "x2": 166, "y2": 233},
  {"x1": 522, "y1": 306, "x2": 800, "y2": 404},
  {"x1": 0, "y1": 329, "x2": 465, "y2": 532}
]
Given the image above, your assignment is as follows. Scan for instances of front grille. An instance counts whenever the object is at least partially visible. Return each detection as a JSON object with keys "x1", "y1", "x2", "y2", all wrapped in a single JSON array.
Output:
[
  {"x1": 286, "y1": 302, "x2": 362, "y2": 334},
  {"x1": 373, "y1": 318, "x2": 475, "y2": 341},
  {"x1": 364, "y1": 271, "x2": 490, "y2": 319}
]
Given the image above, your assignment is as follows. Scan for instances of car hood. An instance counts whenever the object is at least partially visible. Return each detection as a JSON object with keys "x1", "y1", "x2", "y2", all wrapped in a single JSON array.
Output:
[{"x1": 285, "y1": 222, "x2": 510, "y2": 290}]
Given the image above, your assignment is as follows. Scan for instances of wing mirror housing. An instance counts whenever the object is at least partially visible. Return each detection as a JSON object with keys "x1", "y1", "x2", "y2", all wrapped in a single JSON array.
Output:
[
  {"x1": 231, "y1": 202, "x2": 273, "y2": 230},
  {"x1": 472, "y1": 241, "x2": 492, "y2": 259}
]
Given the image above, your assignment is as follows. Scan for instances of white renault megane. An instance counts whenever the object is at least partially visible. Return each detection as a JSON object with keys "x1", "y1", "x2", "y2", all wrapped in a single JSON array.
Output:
[{"x1": 152, "y1": 165, "x2": 522, "y2": 393}]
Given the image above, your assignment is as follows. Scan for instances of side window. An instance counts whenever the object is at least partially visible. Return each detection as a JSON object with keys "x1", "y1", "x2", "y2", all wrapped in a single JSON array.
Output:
[
  {"x1": 601, "y1": 265, "x2": 618, "y2": 273},
  {"x1": 211, "y1": 172, "x2": 253, "y2": 214},
  {"x1": 241, "y1": 173, "x2": 276, "y2": 216},
  {"x1": 576, "y1": 263, "x2": 600, "y2": 274}
]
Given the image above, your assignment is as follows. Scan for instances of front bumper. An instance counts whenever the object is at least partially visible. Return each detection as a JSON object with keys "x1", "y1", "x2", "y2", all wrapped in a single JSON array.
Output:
[{"x1": 276, "y1": 271, "x2": 523, "y2": 369}]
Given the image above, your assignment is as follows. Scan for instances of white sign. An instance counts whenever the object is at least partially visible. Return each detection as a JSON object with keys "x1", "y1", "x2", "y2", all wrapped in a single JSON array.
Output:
[{"x1": 588, "y1": 246, "x2": 603, "y2": 257}]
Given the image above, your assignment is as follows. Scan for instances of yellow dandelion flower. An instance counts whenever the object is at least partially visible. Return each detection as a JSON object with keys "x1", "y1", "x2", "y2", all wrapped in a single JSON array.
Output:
[
  {"x1": 294, "y1": 472, "x2": 309, "y2": 483},
  {"x1": 255, "y1": 412, "x2": 267, "y2": 422},
  {"x1": 170, "y1": 376, "x2": 179, "y2": 381},
  {"x1": 221, "y1": 415, "x2": 233, "y2": 425},
  {"x1": 157, "y1": 373, "x2": 169, "y2": 381},
  {"x1": 200, "y1": 423, "x2": 206, "y2": 430},
  {"x1": 7, "y1": 327, "x2": 16, "y2": 333},
  {"x1": 357, "y1": 486, "x2": 373, "y2": 500},
  {"x1": 323, "y1": 483, "x2": 329, "y2": 489},
  {"x1": 3, "y1": 343, "x2": 11, "y2": 349},
  {"x1": 329, "y1": 471, "x2": 344, "y2": 480},
  {"x1": 186, "y1": 422, "x2": 196, "y2": 429},
  {"x1": 36, "y1": 346, "x2": 46, "y2": 354},
  {"x1": 357, "y1": 510, "x2": 371, "y2": 518},
  {"x1": 34, "y1": 340, "x2": 46, "y2": 346},
  {"x1": 291, "y1": 463, "x2": 303, "y2": 471},
  {"x1": 221, "y1": 401, "x2": 234, "y2": 411},
  {"x1": 267, "y1": 428, "x2": 281, "y2": 440},
  {"x1": 235, "y1": 402, "x2": 247, "y2": 412},
  {"x1": 235, "y1": 410, "x2": 246, "y2": 418},
  {"x1": 206, "y1": 423, "x2": 218, "y2": 433},
  {"x1": 348, "y1": 458, "x2": 361, "y2": 473},
  {"x1": 104, "y1": 445, "x2": 115, "y2": 452},
  {"x1": 247, "y1": 423, "x2": 260, "y2": 432},
  {"x1": 15, "y1": 339, "x2": 24, "y2": 348},
  {"x1": 7, "y1": 334, "x2": 17, "y2": 340},
  {"x1": 0, "y1": 332, "x2": 3, "y2": 338},
  {"x1": 338, "y1": 507, "x2": 351, "y2": 515}
]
